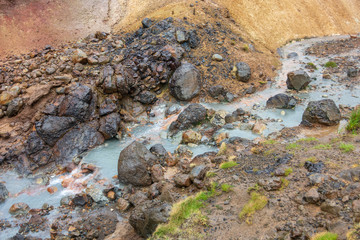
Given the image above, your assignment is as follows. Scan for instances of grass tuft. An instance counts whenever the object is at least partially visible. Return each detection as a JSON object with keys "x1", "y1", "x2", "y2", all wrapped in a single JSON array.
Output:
[
  {"x1": 221, "y1": 183, "x2": 233, "y2": 193},
  {"x1": 311, "y1": 232, "x2": 338, "y2": 240},
  {"x1": 339, "y1": 142, "x2": 355, "y2": 153},
  {"x1": 314, "y1": 144, "x2": 332, "y2": 150},
  {"x1": 239, "y1": 192, "x2": 268, "y2": 224},
  {"x1": 263, "y1": 139, "x2": 277, "y2": 145},
  {"x1": 205, "y1": 171, "x2": 217, "y2": 178},
  {"x1": 247, "y1": 183, "x2": 260, "y2": 193},
  {"x1": 284, "y1": 168, "x2": 293, "y2": 176},
  {"x1": 324, "y1": 61, "x2": 338, "y2": 68},
  {"x1": 307, "y1": 62, "x2": 317, "y2": 70},
  {"x1": 297, "y1": 137, "x2": 318, "y2": 143},
  {"x1": 286, "y1": 143, "x2": 300, "y2": 150},
  {"x1": 220, "y1": 161, "x2": 238, "y2": 169},
  {"x1": 347, "y1": 108, "x2": 360, "y2": 133}
]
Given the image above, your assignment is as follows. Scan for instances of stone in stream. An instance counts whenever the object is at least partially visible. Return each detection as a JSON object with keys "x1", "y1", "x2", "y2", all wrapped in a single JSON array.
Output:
[
  {"x1": 118, "y1": 141, "x2": 158, "y2": 186},
  {"x1": 129, "y1": 199, "x2": 171, "y2": 238},
  {"x1": 287, "y1": 52, "x2": 298, "y2": 59},
  {"x1": 301, "y1": 99, "x2": 341, "y2": 126},
  {"x1": 286, "y1": 70, "x2": 311, "y2": 91},
  {"x1": 169, "y1": 62, "x2": 201, "y2": 101},
  {"x1": 149, "y1": 144, "x2": 168, "y2": 158},
  {"x1": 182, "y1": 129, "x2": 202, "y2": 144},
  {"x1": 233, "y1": 62, "x2": 251, "y2": 82},
  {"x1": 168, "y1": 103, "x2": 207, "y2": 135},
  {"x1": 266, "y1": 93, "x2": 297, "y2": 109},
  {"x1": 9, "y1": 202, "x2": 30, "y2": 216},
  {"x1": 0, "y1": 182, "x2": 9, "y2": 203}
]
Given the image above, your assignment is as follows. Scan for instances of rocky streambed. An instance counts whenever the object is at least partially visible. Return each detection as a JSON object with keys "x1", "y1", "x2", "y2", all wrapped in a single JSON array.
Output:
[{"x1": 0, "y1": 16, "x2": 360, "y2": 239}]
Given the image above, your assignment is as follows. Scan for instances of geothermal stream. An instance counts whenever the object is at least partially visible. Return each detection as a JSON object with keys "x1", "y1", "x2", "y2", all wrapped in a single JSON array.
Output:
[{"x1": 1, "y1": 35, "x2": 360, "y2": 238}]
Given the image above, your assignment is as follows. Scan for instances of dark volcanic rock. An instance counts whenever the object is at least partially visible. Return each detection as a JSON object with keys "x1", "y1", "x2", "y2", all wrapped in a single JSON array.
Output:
[
  {"x1": 266, "y1": 93, "x2": 297, "y2": 109},
  {"x1": 150, "y1": 144, "x2": 168, "y2": 158},
  {"x1": 6, "y1": 98, "x2": 24, "y2": 117},
  {"x1": 168, "y1": 103, "x2": 207, "y2": 135},
  {"x1": 58, "y1": 95, "x2": 91, "y2": 122},
  {"x1": 234, "y1": 62, "x2": 251, "y2": 82},
  {"x1": 129, "y1": 200, "x2": 171, "y2": 238},
  {"x1": 25, "y1": 132, "x2": 47, "y2": 155},
  {"x1": 169, "y1": 62, "x2": 201, "y2": 101},
  {"x1": 69, "y1": 83, "x2": 92, "y2": 103},
  {"x1": 118, "y1": 141, "x2": 158, "y2": 186},
  {"x1": 137, "y1": 91, "x2": 157, "y2": 105},
  {"x1": 0, "y1": 183, "x2": 9, "y2": 203},
  {"x1": 35, "y1": 116, "x2": 77, "y2": 146},
  {"x1": 301, "y1": 99, "x2": 341, "y2": 126},
  {"x1": 286, "y1": 70, "x2": 311, "y2": 91},
  {"x1": 99, "y1": 113, "x2": 121, "y2": 139},
  {"x1": 304, "y1": 161, "x2": 325, "y2": 173},
  {"x1": 208, "y1": 85, "x2": 226, "y2": 100},
  {"x1": 51, "y1": 121, "x2": 104, "y2": 164}
]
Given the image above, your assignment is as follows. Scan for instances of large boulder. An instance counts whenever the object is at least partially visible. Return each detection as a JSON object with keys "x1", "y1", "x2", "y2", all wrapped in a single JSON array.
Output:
[
  {"x1": 168, "y1": 104, "x2": 207, "y2": 135},
  {"x1": 286, "y1": 70, "x2": 311, "y2": 91},
  {"x1": 169, "y1": 62, "x2": 201, "y2": 101},
  {"x1": 129, "y1": 200, "x2": 171, "y2": 238},
  {"x1": 301, "y1": 99, "x2": 341, "y2": 126},
  {"x1": 118, "y1": 141, "x2": 158, "y2": 186},
  {"x1": 35, "y1": 116, "x2": 77, "y2": 146},
  {"x1": 99, "y1": 113, "x2": 121, "y2": 139},
  {"x1": 266, "y1": 93, "x2": 297, "y2": 109},
  {"x1": 0, "y1": 183, "x2": 9, "y2": 203},
  {"x1": 234, "y1": 62, "x2": 251, "y2": 82}
]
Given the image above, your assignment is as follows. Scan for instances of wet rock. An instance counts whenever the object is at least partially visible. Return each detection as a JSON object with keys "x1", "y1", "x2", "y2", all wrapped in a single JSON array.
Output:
[
  {"x1": 174, "y1": 174, "x2": 191, "y2": 187},
  {"x1": 169, "y1": 62, "x2": 201, "y2": 101},
  {"x1": 51, "y1": 121, "x2": 105, "y2": 164},
  {"x1": 190, "y1": 165, "x2": 208, "y2": 181},
  {"x1": 0, "y1": 183, "x2": 9, "y2": 203},
  {"x1": 210, "y1": 110, "x2": 227, "y2": 127},
  {"x1": 9, "y1": 203, "x2": 30, "y2": 216},
  {"x1": 234, "y1": 62, "x2": 251, "y2": 82},
  {"x1": 301, "y1": 99, "x2": 341, "y2": 126},
  {"x1": 287, "y1": 52, "x2": 298, "y2": 58},
  {"x1": 258, "y1": 177, "x2": 282, "y2": 191},
  {"x1": 60, "y1": 196, "x2": 72, "y2": 206},
  {"x1": 182, "y1": 129, "x2": 202, "y2": 144},
  {"x1": 266, "y1": 93, "x2": 296, "y2": 109},
  {"x1": 72, "y1": 193, "x2": 93, "y2": 207},
  {"x1": 150, "y1": 144, "x2": 167, "y2": 158},
  {"x1": 35, "y1": 116, "x2": 77, "y2": 146},
  {"x1": 118, "y1": 141, "x2": 158, "y2": 186},
  {"x1": 212, "y1": 54, "x2": 223, "y2": 61},
  {"x1": 86, "y1": 187, "x2": 108, "y2": 203},
  {"x1": 72, "y1": 49, "x2": 88, "y2": 64},
  {"x1": 165, "y1": 104, "x2": 181, "y2": 117},
  {"x1": 99, "y1": 113, "x2": 121, "y2": 139},
  {"x1": 320, "y1": 200, "x2": 341, "y2": 216},
  {"x1": 129, "y1": 200, "x2": 171, "y2": 238},
  {"x1": 117, "y1": 198, "x2": 131, "y2": 212},
  {"x1": 6, "y1": 98, "x2": 24, "y2": 117},
  {"x1": 252, "y1": 121, "x2": 267, "y2": 134},
  {"x1": 169, "y1": 103, "x2": 207, "y2": 135},
  {"x1": 304, "y1": 161, "x2": 324, "y2": 173},
  {"x1": 137, "y1": 91, "x2": 157, "y2": 104},
  {"x1": 286, "y1": 70, "x2": 311, "y2": 91},
  {"x1": 347, "y1": 67, "x2": 358, "y2": 77},
  {"x1": 142, "y1": 18, "x2": 153, "y2": 28},
  {"x1": 304, "y1": 188, "x2": 320, "y2": 204}
]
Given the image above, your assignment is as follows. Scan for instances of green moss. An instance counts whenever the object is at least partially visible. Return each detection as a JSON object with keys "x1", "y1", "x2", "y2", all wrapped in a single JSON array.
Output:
[
  {"x1": 339, "y1": 142, "x2": 354, "y2": 153},
  {"x1": 220, "y1": 161, "x2": 238, "y2": 169},
  {"x1": 221, "y1": 183, "x2": 233, "y2": 193},
  {"x1": 205, "y1": 171, "x2": 217, "y2": 178},
  {"x1": 297, "y1": 137, "x2": 318, "y2": 143},
  {"x1": 263, "y1": 139, "x2": 277, "y2": 145},
  {"x1": 311, "y1": 232, "x2": 338, "y2": 240},
  {"x1": 306, "y1": 156, "x2": 317, "y2": 163},
  {"x1": 347, "y1": 109, "x2": 360, "y2": 133},
  {"x1": 286, "y1": 143, "x2": 300, "y2": 150},
  {"x1": 239, "y1": 192, "x2": 268, "y2": 224},
  {"x1": 307, "y1": 62, "x2": 317, "y2": 70},
  {"x1": 280, "y1": 178, "x2": 289, "y2": 190},
  {"x1": 324, "y1": 61, "x2": 337, "y2": 68},
  {"x1": 284, "y1": 168, "x2": 293, "y2": 176},
  {"x1": 247, "y1": 183, "x2": 260, "y2": 193},
  {"x1": 314, "y1": 144, "x2": 332, "y2": 150}
]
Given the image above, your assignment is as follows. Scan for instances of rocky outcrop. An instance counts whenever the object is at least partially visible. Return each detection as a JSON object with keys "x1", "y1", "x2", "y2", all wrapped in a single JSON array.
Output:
[
  {"x1": 286, "y1": 70, "x2": 311, "y2": 91},
  {"x1": 118, "y1": 141, "x2": 158, "y2": 186},
  {"x1": 301, "y1": 99, "x2": 341, "y2": 126},
  {"x1": 169, "y1": 62, "x2": 201, "y2": 101},
  {"x1": 266, "y1": 93, "x2": 297, "y2": 109},
  {"x1": 129, "y1": 200, "x2": 171, "y2": 238},
  {"x1": 98, "y1": 113, "x2": 121, "y2": 139},
  {"x1": 168, "y1": 104, "x2": 207, "y2": 135}
]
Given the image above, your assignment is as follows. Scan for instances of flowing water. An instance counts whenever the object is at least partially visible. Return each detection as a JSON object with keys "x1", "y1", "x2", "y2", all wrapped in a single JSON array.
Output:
[{"x1": 1, "y1": 35, "x2": 360, "y2": 238}]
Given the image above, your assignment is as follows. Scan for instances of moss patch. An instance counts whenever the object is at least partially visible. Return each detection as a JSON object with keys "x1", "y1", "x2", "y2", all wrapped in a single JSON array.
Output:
[
  {"x1": 239, "y1": 192, "x2": 268, "y2": 224},
  {"x1": 311, "y1": 232, "x2": 338, "y2": 240},
  {"x1": 220, "y1": 161, "x2": 238, "y2": 169}
]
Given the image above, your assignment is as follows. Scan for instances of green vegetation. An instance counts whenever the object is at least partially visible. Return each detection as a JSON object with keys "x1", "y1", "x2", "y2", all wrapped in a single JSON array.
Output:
[
  {"x1": 306, "y1": 156, "x2": 317, "y2": 163},
  {"x1": 220, "y1": 161, "x2": 238, "y2": 169},
  {"x1": 242, "y1": 44, "x2": 249, "y2": 52},
  {"x1": 347, "y1": 223, "x2": 360, "y2": 240},
  {"x1": 297, "y1": 137, "x2": 318, "y2": 143},
  {"x1": 221, "y1": 183, "x2": 233, "y2": 193},
  {"x1": 324, "y1": 61, "x2": 338, "y2": 68},
  {"x1": 239, "y1": 192, "x2": 268, "y2": 224},
  {"x1": 286, "y1": 143, "x2": 300, "y2": 150},
  {"x1": 263, "y1": 139, "x2": 277, "y2": 145},
  {"x1": 311, "y1": 232, "x2": 338, "y2": 240},
  {"x1": 247, "y1": 183, "x2": 260, "y2": 193},
  {"x1": 314, "y1": 144, "x2": 332, "y2": 150},
  {"x1": 205, "y1": 171, "x2": 217, "y2": 178},
  {"x1": 264, "y1": 149, "x2": 275, "y2": 156},
  {"x1": 307, "y1": 62, "x2": 317, "y2": 70},
  {"x1": 347, "y1": 108, "x2": 360, "y2": 133},
  {"x1": 339, "y1": 142, "x2": 355, "y2": 153},
  {"x1": 284, "y1": 168, "x2": 293, "y2": 176},
  {"x1": 280, "y1": 178, "x2": 290, "y2": 190},
  {"x1": 153, "y1": 183, "x2": 218, "y2": 238}
]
